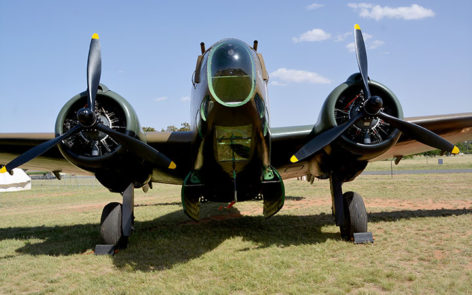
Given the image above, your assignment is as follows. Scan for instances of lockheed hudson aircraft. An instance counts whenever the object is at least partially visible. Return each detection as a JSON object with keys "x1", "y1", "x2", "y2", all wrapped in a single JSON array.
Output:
[{"x1": 1, "y1": 25, "x2": 472, "y2": 248}]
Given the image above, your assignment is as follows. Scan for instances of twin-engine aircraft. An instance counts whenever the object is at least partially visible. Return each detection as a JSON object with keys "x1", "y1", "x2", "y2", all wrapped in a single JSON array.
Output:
[{"x1": 1, "y1": 25, "x2": 472, "y2": 248}]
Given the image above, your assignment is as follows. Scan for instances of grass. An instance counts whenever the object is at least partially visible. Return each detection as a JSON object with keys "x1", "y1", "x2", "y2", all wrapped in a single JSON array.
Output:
[
  {"x1": 365, "y1": 154, "x2": 472, "y2": 171},
  {"x1": 0, "y1": 159, "x2": 471, "y2": 294}
]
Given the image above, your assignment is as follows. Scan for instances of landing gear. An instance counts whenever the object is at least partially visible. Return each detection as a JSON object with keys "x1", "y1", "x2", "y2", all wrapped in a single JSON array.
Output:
[
  {"x1": 261, "y1": 167, "x2": 285, "y2": 218},
  {"x1": 330, "y1": 175, "x2": 369, "y2": 241},
  {"x1": 340, "y1": 191, "x2": 368, "y2": 240},
  {"x1": 181, "y1": 171, "x2": 204, "y2": 221},
  {"x1": 100, "y1": 202, "x2": 123, "y2": 245},
  {"x1": 98, "y1": 183, "x2": 134, "y2": 250}
]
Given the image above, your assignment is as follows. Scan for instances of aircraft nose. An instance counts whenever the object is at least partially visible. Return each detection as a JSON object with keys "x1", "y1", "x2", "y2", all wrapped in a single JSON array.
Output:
[{"x1": 208, "y1": 39, "x2": 256, "y2": 107}]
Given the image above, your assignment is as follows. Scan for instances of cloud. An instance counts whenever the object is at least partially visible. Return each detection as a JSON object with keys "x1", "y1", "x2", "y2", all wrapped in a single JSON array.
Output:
[
  {"x1": 293, "y1": 28, "x2": 331, "y2": 43},
  {"x1": 270, "y1": 81, "x2": 288, "y2": 86},
  {"x1": 306, "y1": 3, "x2": 324, "y2": 10},
  {"x1": 335, "y1": 32, "x2": 352, "y2": 42},
  {"x1": 154, "y1": 96, "x2": 190, "y2": 103},
  {"x1": 348, "y1": 3, "x2": 435, "y2": 20},
  {"x1": 270, "y1": 68, "x2": 331, "y2": 85},
  {"x1": 346, "y1": 42, "x2": 356, "y2": 52},
  {"x1": 346, "y1": 32, "x2": 384, "y2": 52},
  {"x1": 346, "y1": 40, "x2": 384, "y2": 52},
  {"x1": 154, "y1": 96, "x2": 168, "y2": 102},
  {"x1": 368, "y1": 40, "x2": 385, "y2": 50}
]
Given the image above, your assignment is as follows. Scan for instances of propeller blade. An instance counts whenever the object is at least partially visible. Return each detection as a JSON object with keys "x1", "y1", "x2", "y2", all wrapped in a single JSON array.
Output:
[
  {"x1": 0, "y1": 125, "x2": 82, "y2": 174},
  {"x1": 291, "y1": 113, "x2": 363, "y2": 163},
  {"x1": 354, "y1": 24, "x2": 371, "y2": 98},
  {"x1": 86, "y1": 33, "x2": 101, "y2": 111},
  {"x1": 378, "y1": 112, "x2": 460, "y2": 154},
  {"x1": 96, "y1": 124, "x2": 177, "y2": 170}
]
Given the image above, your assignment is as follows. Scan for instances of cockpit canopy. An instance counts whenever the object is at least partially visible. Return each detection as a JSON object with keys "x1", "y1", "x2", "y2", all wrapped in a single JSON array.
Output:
[{"x1": 207, "y1": 39, "x2": 256, "y2": 107}]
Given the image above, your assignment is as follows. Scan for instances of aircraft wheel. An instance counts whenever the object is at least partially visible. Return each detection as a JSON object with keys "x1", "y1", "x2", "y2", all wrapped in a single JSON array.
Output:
[
  {"x1": 340, "y1": 191, "x2": 368, "y2": 240},
  {"x1": 100, "y1": 202, "x2": 124, "y2": 246}
]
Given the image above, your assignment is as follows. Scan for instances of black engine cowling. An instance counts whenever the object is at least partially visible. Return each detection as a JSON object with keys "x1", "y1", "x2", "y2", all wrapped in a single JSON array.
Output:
[
  {"x1": 316, "y1": 74, "x2": 403, "y2": 160},
  {"x1": 55, "y1": 84, "x2": 151, "y2": 191}
]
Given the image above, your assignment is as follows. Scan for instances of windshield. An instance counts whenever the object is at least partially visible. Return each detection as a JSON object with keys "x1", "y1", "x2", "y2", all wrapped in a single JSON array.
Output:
[{"x1": 207, "y1": 39, "x2": 255, "y2": 107}]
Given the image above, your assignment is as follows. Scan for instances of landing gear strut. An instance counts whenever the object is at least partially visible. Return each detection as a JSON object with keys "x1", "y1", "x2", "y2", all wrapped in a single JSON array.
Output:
[
  {"x1": 97, "y1": 183, "x2": 134, "y2": 252},
  {"x1": 330, "y1": 175, "x2": 370, "y2": 241}
]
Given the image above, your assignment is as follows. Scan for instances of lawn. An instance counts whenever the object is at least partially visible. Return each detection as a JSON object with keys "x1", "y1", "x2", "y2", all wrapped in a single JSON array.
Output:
[
  {"x1": 365, "y1": 154, "x2": 472, "y2": 171},
  {"x1": 0, "y1": 161, "x2": 471, "y2": 294}
]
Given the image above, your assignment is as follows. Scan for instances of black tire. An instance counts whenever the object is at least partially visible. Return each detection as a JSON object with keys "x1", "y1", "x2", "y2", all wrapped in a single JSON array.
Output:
[
  {"x1": 340, "y1": 191, "x2": 368, "y2": 240},
  {"x1": 100, "y1": 202, "x2": 123, "y2": 246}
]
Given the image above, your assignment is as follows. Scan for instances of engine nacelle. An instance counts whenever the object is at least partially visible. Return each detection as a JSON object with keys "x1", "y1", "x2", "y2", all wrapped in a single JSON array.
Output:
[
  {"x1": 316, "y1": 74, "x2": 403, "y2": 160},
  {"x1": 55, "y1": 84, "x2": 150, "y2": 192}
]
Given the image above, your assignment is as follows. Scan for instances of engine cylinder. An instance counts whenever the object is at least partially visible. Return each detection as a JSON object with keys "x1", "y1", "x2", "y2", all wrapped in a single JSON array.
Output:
[
  {"x1": 316, "y1": 74, "x2": 403, "y2": 160},
  {"x1": 54, "y1": 84, "x2": 149, "y2": 191}
]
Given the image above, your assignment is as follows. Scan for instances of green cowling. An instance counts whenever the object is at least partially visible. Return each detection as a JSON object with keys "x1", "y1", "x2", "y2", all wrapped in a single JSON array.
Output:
[
  {"x1": 55, "y1": 84, "x2": 143, "y2": 171},
  {"x1": 313, "y1": 73, "x2": 403, "y2": 160}
]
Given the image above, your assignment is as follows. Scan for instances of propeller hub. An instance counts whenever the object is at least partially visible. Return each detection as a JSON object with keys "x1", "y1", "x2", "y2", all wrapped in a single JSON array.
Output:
[
  {"x1": 77, "y1": 108, "x2": 97, "y2": 127},
  {"x1": 364, "y1": 96, "x2": 383, "y2": 116}
]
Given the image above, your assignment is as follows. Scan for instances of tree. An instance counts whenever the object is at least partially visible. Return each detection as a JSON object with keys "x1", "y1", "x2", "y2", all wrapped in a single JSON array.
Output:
[
  {"x1": 160, "y1": 123, "x2": 191, "y2": 132},
  {"x1": 415, "y1": 140, "x2": 472, "y2": 156},
  {"x1": 457, "y1": 140, "x2": 472, "y2": 154},
  {"x1": 178, "y1": 122, "x2": 191, "y2": 131},
  {"x1": 160, "y1": 125, "x2": 178, "y2": 132},
  {"x1": 142, "y1": 126, "x2": 156, "y2": 132}
]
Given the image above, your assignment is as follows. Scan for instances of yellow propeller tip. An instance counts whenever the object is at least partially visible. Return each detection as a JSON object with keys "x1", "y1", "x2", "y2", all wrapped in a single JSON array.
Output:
[
  {"x1": 290, "y1": 155, "x2": 299, "y2": 163},
  {"x1": 354, "y1": 24, "x2": 361, "y2": 30},
  {"x1": 92, "y1": 33, "x2": 99, "y2": 40},
  {"x1": 452, "y1": 146, "x2": 460, "y2": 154},
  {"x1": 0, "y1": 166, "x2": 7, "y2": 174},
  {"x1": 168, "y1": 161, "x2": 177, "y2": 170}
]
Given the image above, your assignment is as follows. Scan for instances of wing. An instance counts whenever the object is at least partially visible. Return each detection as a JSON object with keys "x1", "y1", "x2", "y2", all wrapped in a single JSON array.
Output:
[
  {"x1": 0, "y1": 131, "x2": 196, "y2": 180},
  {"x1": 0, "y1": 133, "x2": 90, "y2": 175},
  {"x1": 270, "y1": 125, "x2": 315, "y2": 179},
  {"x1": 144, "y1": 131, "x2": 196, "y2": 182},
  {"x1": 374, "y1": 112, "x2": 472, "y2": 160},
  {"x1": 271, "y1": 112, "x2": 472, "y2": 179}
]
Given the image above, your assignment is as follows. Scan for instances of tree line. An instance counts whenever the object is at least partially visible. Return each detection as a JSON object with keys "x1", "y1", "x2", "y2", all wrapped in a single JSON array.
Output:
[
  {"x1": 142, "y1": 122, "x2": 191, "y2": 132},
  {"x1": 420, "y1": 140, "x2": 472, "y2": 156}
]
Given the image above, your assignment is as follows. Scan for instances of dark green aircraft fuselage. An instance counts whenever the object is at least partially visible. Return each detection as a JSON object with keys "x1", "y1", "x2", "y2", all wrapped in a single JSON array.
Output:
[{"x1": 183, "y1": 38, "x2": 281, "y2": 213}]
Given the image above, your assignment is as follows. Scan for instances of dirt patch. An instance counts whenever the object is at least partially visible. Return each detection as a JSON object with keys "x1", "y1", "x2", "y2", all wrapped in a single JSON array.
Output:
[
  {"x1": 180, "y1": 213, "x2": 244, "y2": 225},
  {"x1": 1, "y1": 196, "x2": 160, "y2": 216},
  {"x1": 365, "y1": 199, "x2": 472, "y2": 210},
  {"x1": 183, "y1": 196, "x2": 472, "y2": 221},
  {"x1": 0, "y1": 202, "x2": 108, "y2": 216},
  {"x1": 433, "y1": 250, "x2": 445, "y2": 260},
  {"x1": 276, "y1": 196, "x2": 471, "y2": 212},
  {"x1": 25, "y1": 192, "x2": 77, "y2": 198}
]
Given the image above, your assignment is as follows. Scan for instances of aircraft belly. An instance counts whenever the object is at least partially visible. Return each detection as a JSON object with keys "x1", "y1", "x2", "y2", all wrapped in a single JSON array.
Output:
[{"x1": 214, "y1": 124, "x2": 253, "y2": 176}]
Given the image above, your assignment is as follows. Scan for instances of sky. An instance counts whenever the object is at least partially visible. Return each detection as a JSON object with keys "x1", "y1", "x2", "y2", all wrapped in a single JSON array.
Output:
[{"x1": 1, "y1": 0, "x2": 471, "y2": 132}]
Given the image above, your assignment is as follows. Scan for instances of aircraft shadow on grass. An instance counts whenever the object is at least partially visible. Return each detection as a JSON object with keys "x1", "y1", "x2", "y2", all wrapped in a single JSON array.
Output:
[{"x1": 0, "y1": 199, "x2": 470, "y2": 271}]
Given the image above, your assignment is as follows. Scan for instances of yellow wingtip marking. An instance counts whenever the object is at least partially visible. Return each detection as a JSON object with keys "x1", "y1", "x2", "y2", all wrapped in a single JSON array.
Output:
[
  {"x1": 354, "y1": 24, "x2": 361, "y2": 30},
  {"x1": 168, "y1": 161, "x2": 177, "y2": 170},
  {"x1": 452, "y1": 146, "x2": 460, "y2": 154},
  {"x1": 290, "y1": 155, "x2": 298, "y2": 163},
  {"x1": 92, "y1": 33, "x2": 99, "y2": 40},
  {"x1": 0, "y1": 166, "x2": 7, "y2": 174}
]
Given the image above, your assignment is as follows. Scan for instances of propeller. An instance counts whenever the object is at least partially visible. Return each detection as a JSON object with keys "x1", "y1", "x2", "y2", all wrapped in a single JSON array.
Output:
[
  {"x1": 1, "y1": 34, "x2": 176, "y2": 174},
  {"x1": 0, "y1": 126, "x2": 81, "y2": 174},
  {"x1": 290, "y1": 24, "x2": 459, "y2": 163},
  {"x1": 96, "y1": 124, "x2": 176, "y2": 169},
  {"x1": 77, "y1": 33, "x2": 101, "y2": 127},
  {"x1": 290, "y1": 113, "x2": 363, "y2": 163}
]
